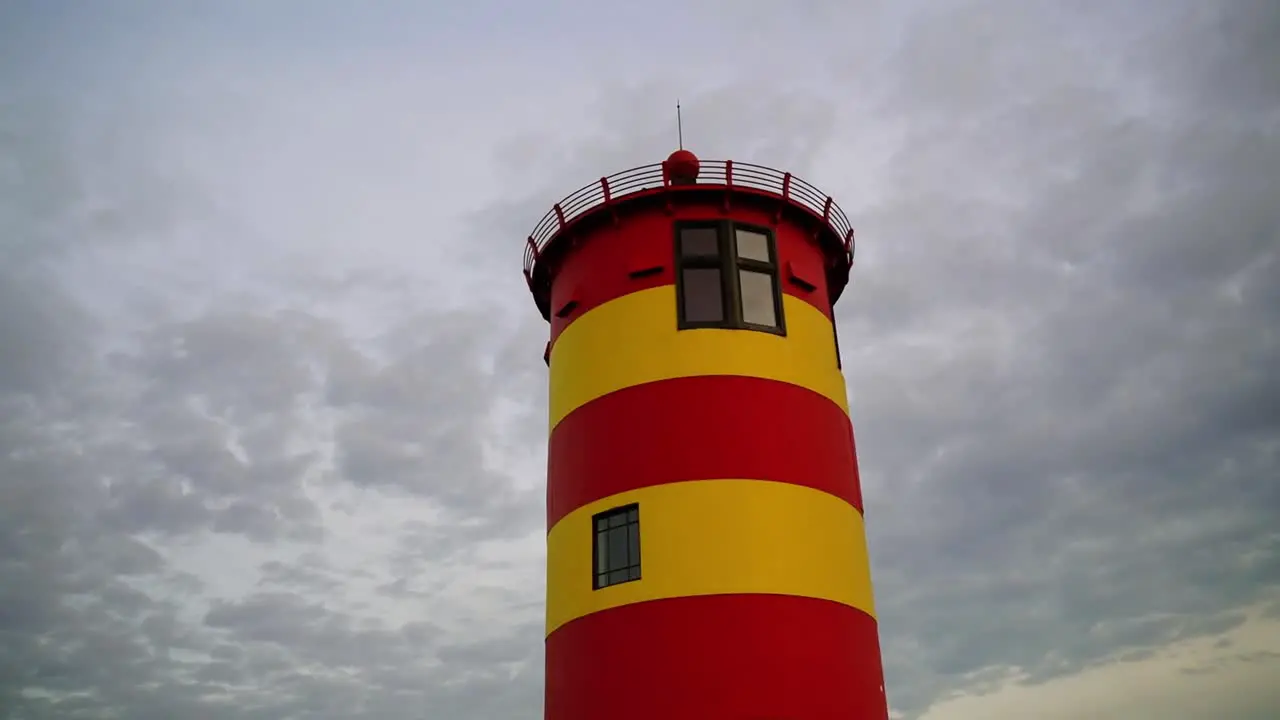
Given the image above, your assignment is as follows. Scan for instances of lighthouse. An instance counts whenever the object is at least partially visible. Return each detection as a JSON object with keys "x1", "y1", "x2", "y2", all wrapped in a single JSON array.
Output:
[{"x1": 524, "y1": 148, "x2": 887, "y2": 719}]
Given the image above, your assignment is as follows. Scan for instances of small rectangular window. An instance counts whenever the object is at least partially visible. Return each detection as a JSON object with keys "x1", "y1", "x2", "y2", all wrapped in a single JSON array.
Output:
[
  {"x1": 674, "y1": 221, "x2": 785, "y2": 334},
  {"x1": 593, "y1": 504, "x2": 641, "y2": 590}
]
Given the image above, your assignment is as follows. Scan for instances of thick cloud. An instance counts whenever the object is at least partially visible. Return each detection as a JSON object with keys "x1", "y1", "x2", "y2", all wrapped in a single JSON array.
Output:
[
  {"x1": 0, "y1": 1, "x2": 1276, "y2": 719},
  {"x1": 837, "y1": 1, "x2": 1280, "y2": 713}
]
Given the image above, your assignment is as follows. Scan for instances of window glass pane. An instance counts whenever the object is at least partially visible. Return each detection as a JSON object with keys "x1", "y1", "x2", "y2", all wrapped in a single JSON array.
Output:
[
  {"x1": 627, "y1": 507, "x2": 638, "y2": 523},
  {"x1": 596, "y1": 517, "x2": 609, "y2": 532},
  {"x1": 627, "y1": 523, "x2": 640, "y2": 565},
  {"x1": 680, "y1": 227, "x2": 719, "y2": 257},
  {"x1": 596, "y1": 532, "x2": 608, "y2": 574},
  {"x1": 628, "y1": 566, "x2": 641, "y2": 581},
  {"x1": 607, "y1": 526, "x2": 628, "y2": 569},
  {"x1": 739, "y1": 269, "x2": 778, "y2": 327},
  {"x1": 609, "y1": 569, "x2": 630, "y2": 585},
  {"x1": 681, "y1": 268, "x2": 724, "y2": 323},
  {"x1": 735, "y1": 228, "x2": 772, "y2": 263},
  {"x1": 597, "y1": 572, "x2": 608, "y2": 587},
  {"x1": 608, "y1": 512, "x2": 626, "y2": 528}
]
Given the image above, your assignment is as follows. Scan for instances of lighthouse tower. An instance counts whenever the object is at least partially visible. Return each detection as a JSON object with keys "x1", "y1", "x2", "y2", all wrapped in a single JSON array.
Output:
[{"x1": 523, "y1": 149, "x2": 887, "y2": 720}]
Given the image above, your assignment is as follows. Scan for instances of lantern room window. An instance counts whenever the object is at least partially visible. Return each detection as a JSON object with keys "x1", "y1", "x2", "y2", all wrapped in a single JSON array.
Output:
[{"x1": 674, "y1": 221, "x2": 785, "y2": 334}]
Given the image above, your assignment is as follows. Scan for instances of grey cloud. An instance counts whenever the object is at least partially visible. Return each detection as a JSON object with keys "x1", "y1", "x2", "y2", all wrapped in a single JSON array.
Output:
[
  {"x1": 437, "y1": 630, "x2": 541, "y2": 666},
  {"x1": 1, "y1": 264, "x2": 544, "y2": 718},
  {"x1": 258, "y1": 553, "x2": 347, "y2": 594},
  {"x1": 127, "y1": 310, "x2": 328, "y2": 415},
  {"x1": 0, "y1": 268, "x2": 94, "y2": 396},
  {"x1": 0, "y1": 235, "x2": 536, "y2": 718},
  {"x1": 91, "y1": 309, "x2": 372, "y2": 543},
  {"x1": 199, "y1": 591, "x2": 540, "y2": 718},
  {"x1": 328, "y1": 307, "x2": 544, "y2": 541},
  {"x1": 2, "y1": 1, "x2": 1277, "y2": 719},
  {"x1": 1132, "y1": 0, "x2": 1280, "y2": 117},
  {"x1": 0, "y1": 386, "x2": 218, "y2": 716},
  {"x1": 830, "y1": 1, "x2": 1280, "y2": 715}
]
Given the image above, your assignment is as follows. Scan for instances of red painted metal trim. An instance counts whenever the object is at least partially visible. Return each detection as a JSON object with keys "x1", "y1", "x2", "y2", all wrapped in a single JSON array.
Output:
[
  {"x1": 522, "y1": 161, "x2": 856, "y2": 295},
  {"x1": 722, "y1": 159, "x2": 734, "y2": 213}
]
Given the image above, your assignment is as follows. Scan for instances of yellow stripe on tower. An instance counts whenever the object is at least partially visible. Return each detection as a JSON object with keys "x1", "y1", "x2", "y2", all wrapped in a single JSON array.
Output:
[
  {"x1": 545, "y1": 479, "x2": 875, "y2": 636},
  {"x1": 548, "y1": 286, "x2": 847, "y2": 431}
]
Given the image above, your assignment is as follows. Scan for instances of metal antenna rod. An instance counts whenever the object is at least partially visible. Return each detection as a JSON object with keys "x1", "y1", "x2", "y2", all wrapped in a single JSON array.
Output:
[{"x1": 677, "y1": 100, "x2": 683, "y2": 150}]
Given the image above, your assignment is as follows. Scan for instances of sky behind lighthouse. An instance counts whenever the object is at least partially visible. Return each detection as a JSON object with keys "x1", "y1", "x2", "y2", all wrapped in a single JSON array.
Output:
[{"x1": 1, "y1": 1, "x2": 1278, "y2": 718}]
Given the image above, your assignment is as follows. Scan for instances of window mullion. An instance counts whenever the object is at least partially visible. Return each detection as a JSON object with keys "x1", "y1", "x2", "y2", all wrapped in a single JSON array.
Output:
[
  {"x1": 721, "y1": 221, "x2": 743, "y2": 328},
  {"x1": 737, "y1": 258, "x2": 776, "y2": 273}
]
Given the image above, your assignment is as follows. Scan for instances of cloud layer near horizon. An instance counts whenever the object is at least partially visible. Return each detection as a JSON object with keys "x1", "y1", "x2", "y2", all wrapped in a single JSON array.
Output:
[{"x1": 2, "y1": 1, "x2": 1277, "y2": 718}]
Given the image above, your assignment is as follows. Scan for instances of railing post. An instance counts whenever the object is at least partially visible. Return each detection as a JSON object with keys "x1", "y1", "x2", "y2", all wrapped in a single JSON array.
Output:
[
  {"x1": 526, "y1": 236, "x2": 541, "y2": 262},
  {"x1": 661, "y1": 162, "x2": 674, "y2": 213},
  {"x1": 781, "y1": 172, "x2": 792, "y2": 200},
  {"x1": 844, "y1": 228, "x2": 854, "y2": 259},
  {"x1": 822, "y1": 197, "x2": 833, "y2": 223},
  {"x1": 722, "y1": 160, "x2": 735, "y2": 213},
  {"x1": 554, "y1": 203, "x2": 567, "y2": 230},
  {"x1": 603, "y1": 175, "x2": 621, "y2": 225}
]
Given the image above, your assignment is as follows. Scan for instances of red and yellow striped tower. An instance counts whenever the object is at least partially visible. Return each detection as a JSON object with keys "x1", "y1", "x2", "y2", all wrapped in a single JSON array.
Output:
[{"x1": 524, "y1": 149, "x2": 887, "y2": 720}]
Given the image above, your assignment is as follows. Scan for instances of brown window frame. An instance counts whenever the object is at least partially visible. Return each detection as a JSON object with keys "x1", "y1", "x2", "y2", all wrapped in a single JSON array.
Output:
[
  {"x1": 673, "y1": 220, "x2": 786, "y2": 336},
  {"x1": 592, "y1": 504, "x2": 641, "y2": 590},
  {"x1": 832, "y1": 308, "x2": 843, "y2": 369}
]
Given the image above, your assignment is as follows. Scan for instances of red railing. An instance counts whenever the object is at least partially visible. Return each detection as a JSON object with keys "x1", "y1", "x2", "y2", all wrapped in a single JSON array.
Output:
[{"x1": 522, "y1": 160, "x2": 854, "y2": 288}]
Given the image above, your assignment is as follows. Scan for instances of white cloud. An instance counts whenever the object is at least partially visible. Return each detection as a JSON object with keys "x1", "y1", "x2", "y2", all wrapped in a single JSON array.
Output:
[{"x1": 920, "y1": 599, "x2": 1280, "y2": 720}]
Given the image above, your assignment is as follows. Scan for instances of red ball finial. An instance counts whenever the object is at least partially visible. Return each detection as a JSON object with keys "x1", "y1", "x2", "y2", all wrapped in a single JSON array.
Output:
[{"x1": 666, "y1": 149, "x2": 700, "y2": 182}]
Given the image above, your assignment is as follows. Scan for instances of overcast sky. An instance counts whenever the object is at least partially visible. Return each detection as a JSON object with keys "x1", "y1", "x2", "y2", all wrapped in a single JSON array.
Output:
[{"x1": 1, "y1": 1, "x2": 1277, "y2": 718}]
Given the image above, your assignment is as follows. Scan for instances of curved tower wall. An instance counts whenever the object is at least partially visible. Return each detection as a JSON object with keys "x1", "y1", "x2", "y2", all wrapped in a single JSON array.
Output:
[{"x1": 530, "y1": 166, "x2": 887, "y2": 720}]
